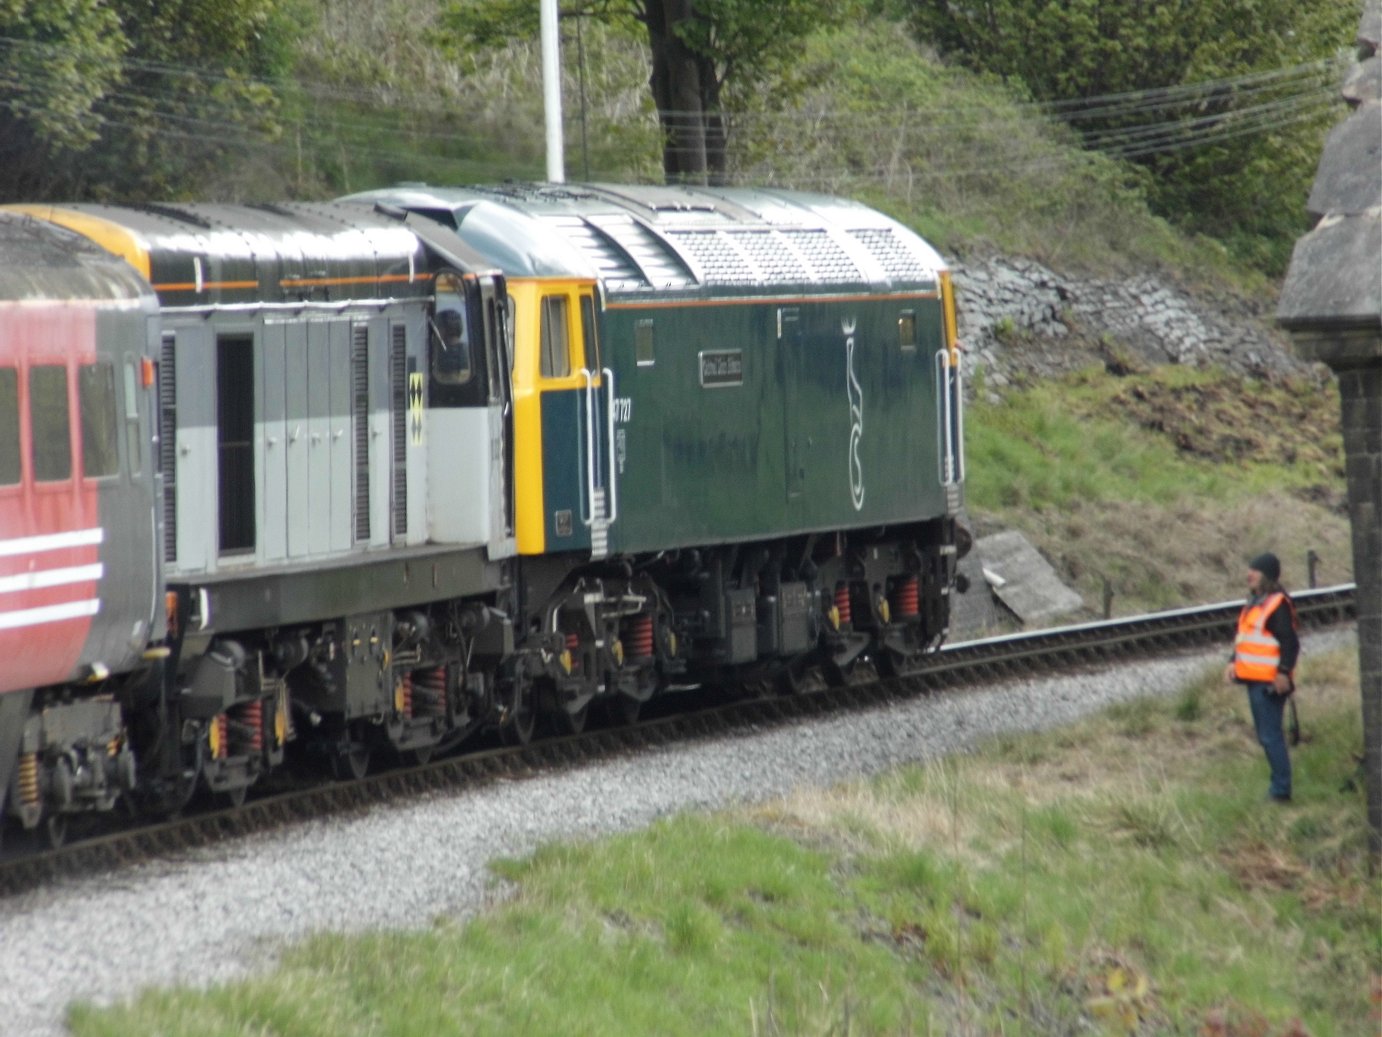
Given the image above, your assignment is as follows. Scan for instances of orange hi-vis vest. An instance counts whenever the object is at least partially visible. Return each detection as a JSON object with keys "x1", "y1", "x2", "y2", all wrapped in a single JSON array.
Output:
[{"x1": 1234, "y1": 592, "x2": 1287, "y2": 683}]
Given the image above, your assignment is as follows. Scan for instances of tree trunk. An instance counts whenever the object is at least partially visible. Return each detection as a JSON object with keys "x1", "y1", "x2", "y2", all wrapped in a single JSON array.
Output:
[
  {"x1": 644, "y1": 0, "x2": 708, "y2": 184},
  {"x1": 701, "y1": 56, "x2": 727, "y2": 185}
]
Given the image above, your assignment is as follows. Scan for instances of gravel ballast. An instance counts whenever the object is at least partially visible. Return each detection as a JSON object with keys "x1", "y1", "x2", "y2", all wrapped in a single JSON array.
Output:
[{"x1": 0, "y1": 636, "x2": 1352, "y2": 1036}]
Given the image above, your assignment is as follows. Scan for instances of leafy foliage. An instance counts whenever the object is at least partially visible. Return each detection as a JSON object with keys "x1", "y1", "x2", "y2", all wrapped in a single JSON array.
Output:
[
  {"x1": 0, "y1": 0, "x2": 300, "y2": 201},
  {"x1": 899, "y1": 0, "x2": 1360, "y2": 272},
  {"x1": 0, "y1": 0, "x2": 127, "y2": 191}
]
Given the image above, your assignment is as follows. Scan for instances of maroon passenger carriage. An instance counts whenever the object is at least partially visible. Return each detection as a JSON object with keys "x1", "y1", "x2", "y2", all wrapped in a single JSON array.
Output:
[{"x1": 0, "y1": 213, "x2": 160, "y2": 846}]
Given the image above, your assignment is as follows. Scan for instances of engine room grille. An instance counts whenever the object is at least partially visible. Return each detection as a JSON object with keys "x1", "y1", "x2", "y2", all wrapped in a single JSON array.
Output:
[
  {"x1": 158, "y1": 334, "x2": 177, "y2": 563},
  {"x1": 390, "y1": 324, "x2": 408, "y2": 538},
  {"x1": 666, "y1": 230, "x2": 758, "y2": 285},
  {"x1": 848, "y1": 227, "x2": 936, "y2": 285},
  {"x1": 351, "y1": 324, "x2": 370, "y2": 542},
  {"x1": 780, "y1": 229, "x2": 862, "y2": 283},
  {"x1": 731, "y1": 230, "x2": 809, "y2": 283}
]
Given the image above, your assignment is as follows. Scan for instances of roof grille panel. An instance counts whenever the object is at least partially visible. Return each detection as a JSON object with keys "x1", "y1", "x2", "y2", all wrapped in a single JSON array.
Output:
[
  {"x1": 848, "y1": 228, "x2": 937, "y2": 285},
  {"x1": 780, "y1": 229, "x2": 862, "y2": 284},
  {"x1": 667, "y1": 229, "x2": 759, "y2": 285},
  {"x1": 731, "y1": 230, "x2": 810, "y2": 283}
]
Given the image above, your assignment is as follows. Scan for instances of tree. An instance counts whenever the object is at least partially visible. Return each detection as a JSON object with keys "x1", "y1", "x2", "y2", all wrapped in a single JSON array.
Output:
[
  {"x1": 0, "y1": 0, "x2": 298, "y2": 201},
  {"x1": 0, "y1": 0, "x2": 128, "y2": 198},
  {"x1": 444, "y1": 0, "x2": 844, "y2": 184},
  {"x1": 901, "y1": 0, "x2": 1359, "y2": 272}
]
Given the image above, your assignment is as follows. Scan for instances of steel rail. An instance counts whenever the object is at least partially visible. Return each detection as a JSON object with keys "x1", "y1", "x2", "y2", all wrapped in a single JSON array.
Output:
[{"x1": 0, "y1": 584, "x2": 1355, "y2": 897}]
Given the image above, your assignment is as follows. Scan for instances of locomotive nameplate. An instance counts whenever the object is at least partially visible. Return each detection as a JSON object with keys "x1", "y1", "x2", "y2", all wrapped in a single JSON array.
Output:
[{"x1": 698, "y1": 350, "x2": 743, "y2": 388}]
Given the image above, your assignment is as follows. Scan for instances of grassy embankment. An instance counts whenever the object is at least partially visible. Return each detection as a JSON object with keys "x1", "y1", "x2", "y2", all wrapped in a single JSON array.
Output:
[
  {"x1": 963, "y1": 364, "x2": 1353, "y2": 617},
  {"x1": 71, "y1": 647, "x2": 1377, "y2": 1036}
]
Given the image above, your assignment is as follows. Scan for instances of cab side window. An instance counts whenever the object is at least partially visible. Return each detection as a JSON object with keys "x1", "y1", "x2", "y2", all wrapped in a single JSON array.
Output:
[
  {"x1": 0, "y1": 368, "x2": 18, "y2": 485},
  {"x1": 580, "y1": 294, "x2": 600, "y2": 371},
  {"x1": 431, "y1": 273, "x2": 473, "y2": 386},
  {"x1": 540, "y1": 295, "x2": 571, "y2": 378}
]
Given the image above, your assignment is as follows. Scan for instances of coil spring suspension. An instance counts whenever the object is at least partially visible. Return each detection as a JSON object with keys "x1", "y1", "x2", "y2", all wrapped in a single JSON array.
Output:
[
  {"x1": 233, "y1": 700, "x2": 265, "y2": 754},
  {"x1": 396, "y1": 671, "x2": 414, "y2": 719},
  {"x1": 565, "y1": 632, "x2": 582, "y2": 672},
  {"x1": 625, "y1": 614, "x2": 655, "y2": 659},
  {"x1": 835, "y1": 583, "x2": 853, "y2": 627},
  {"x1": 412, "y1": 667, "x2": 448, "y2": 717},
  {"x1": 212, "y1": 714, "x2": 228, "y2": 759},
  {"x1": 891, "y1": 575, "x2": 920, "y2": 619},
  {"x1": 17, "y1": 752, "x2": 39, "y2": 807}
]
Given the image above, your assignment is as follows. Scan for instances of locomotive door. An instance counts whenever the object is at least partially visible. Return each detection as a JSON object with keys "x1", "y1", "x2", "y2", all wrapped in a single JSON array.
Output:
[{"x1": 534, "y1": 284, "x2": 615, "y2": 559}]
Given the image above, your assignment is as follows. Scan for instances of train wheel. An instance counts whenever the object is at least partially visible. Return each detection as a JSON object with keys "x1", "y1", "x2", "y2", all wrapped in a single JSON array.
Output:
[
  {"x1": 555, "y1": 702, "x2": 588, "y2": 736},
  {"x1": 44, "y1": 814, "x2": 67, "y2": 849},
  {"x1": 503, "y1": 676, "x2": 537, "y2": 747},
  {"x1": 405, "y1": 745, "x2": 434, "y2": 767},
  {"x1": 223, "y1": 784, "x2": 249, "y2": 809},
  {"x1": 878, "y1": 648, "x2": 927, "y2": 680},
  {"x1": 332, "y1": 746, "x2": 371, "y2": 782},
  {"x1": 612, "y1": 695, "x2": 642, "y2": 726},
  {"x1": 777, "y1": 658, "x2": 825, "y2": 696}
]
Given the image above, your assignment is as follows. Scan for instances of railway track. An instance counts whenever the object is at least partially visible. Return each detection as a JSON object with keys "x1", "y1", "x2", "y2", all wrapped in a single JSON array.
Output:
[{"x1": 0, "y1": 584, "x2": 1355, "y2": 898}]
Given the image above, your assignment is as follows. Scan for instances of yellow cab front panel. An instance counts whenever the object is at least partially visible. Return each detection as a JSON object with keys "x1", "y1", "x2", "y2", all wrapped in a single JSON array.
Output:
[{"x1": 509, "y1": 278, "x2": 610, "y2": 556}]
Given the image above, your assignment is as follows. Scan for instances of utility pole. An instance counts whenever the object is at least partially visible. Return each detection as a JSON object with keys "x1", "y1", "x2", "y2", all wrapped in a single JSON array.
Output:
[{"x1": 541, "y1": 0, "x2": 565, "y2": 183}]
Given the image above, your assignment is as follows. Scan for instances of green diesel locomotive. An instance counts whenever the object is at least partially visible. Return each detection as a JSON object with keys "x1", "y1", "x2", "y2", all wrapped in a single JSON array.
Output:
[{"x1": 350, "y1": 182, "x2": 968, "y2": 728}]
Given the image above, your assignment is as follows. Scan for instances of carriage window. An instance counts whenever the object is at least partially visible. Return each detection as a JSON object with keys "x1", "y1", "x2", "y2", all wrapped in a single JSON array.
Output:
[
  {"x1": 31, "y1": 366, "x2": 71, "y2": 482},
  {"x1": 430, "y1": 274, "x2": 473, "y2": 386},
  {"x1": 0, "y1": 369, "x2": 18, "y2": 485},
  {"x1": 540, "y1": 295, "x2": 570, "y2": 378},
  {"x1": 79, "y1": 362, "x2": 119, "y2": 479},
  {"x1": 635, "y1": 319, "x2": 655, "y2": 367},
  {"x1": 898, "y1": 310, "x2": 917, "y2": 353}
]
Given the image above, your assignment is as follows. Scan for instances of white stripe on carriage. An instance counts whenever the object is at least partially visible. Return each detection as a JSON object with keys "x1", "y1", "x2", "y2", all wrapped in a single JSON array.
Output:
[
  {"x1": 0, "y1": 598, "x2": 100, "y2": 630},
  {"x1": 0, "y1": 563, "x2": 104, "y2": 595},
  {"x1": 0, "y1": 528, "x2": 104, "y2": 557}
]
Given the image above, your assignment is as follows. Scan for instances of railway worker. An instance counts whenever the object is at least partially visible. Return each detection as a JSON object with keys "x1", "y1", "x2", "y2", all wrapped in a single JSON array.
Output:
[{"x1": 1224, "y1": 552, "x2": 1300, "y2": 803}]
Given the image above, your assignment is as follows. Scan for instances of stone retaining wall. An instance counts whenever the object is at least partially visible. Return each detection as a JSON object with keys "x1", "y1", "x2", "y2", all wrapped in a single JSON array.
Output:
[{"x1": 951, "y1": 254, "x2": 1310, "y2": 387}]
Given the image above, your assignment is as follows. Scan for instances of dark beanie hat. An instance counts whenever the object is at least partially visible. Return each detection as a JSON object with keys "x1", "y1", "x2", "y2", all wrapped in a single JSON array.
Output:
[{"x1": 1249, "y1": 552, "x2": 1281, "y2": 581}]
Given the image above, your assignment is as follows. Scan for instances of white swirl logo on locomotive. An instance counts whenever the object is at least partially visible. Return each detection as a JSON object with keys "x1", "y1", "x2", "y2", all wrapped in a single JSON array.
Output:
[{"x1": 843, "y1": 316, "x2": 864, "y2": 510}]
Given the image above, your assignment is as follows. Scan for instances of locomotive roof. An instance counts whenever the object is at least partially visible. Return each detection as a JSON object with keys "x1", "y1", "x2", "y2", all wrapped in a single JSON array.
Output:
[
  {"x1": 343, "y1": 183, "x2": 948, "y2": 296},
  {"x1": 6, "y1": 201, "x2": 436, "y2": 308},
  {"x1": 0, "y1": 211, "x2": 153, "y2": 305}
]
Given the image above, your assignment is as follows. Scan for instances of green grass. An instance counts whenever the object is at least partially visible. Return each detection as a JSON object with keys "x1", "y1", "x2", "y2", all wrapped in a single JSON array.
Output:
[
  {"x1": 959, "y1": 363, "x2": 1353, "y2": 613},
  {"x1": 70, "y1": 648, "x2": 1379, "y2": 1036},
  {"x1": 964, "y1": 365, "x2": 1343, "y2": 516}
]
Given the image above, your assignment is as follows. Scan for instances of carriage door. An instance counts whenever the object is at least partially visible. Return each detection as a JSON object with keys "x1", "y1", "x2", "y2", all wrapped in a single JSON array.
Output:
[{"x1": 538, "y1": 285, "x2": 614, "y2": 559}]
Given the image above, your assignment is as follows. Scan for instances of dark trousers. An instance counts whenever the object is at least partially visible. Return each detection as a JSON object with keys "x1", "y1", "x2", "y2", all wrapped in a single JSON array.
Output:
[{"x1": 1246, "y1": 682, "x2": 1292, "y2": 799}]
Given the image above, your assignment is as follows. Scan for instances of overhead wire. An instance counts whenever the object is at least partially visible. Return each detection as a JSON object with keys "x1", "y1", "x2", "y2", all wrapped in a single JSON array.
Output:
[{"x1": 0, "y1": 32, "x2": 1348, "y2": 182}]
